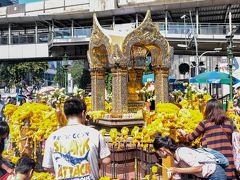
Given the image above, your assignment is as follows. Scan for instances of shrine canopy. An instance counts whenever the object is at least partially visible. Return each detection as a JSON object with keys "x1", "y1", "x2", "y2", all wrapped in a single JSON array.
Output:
[
  {"x1": 88, "y1": 10, "x2": 172, "y2": 69},
  {"x1": 88, "y1": 10, "x2": 173, "y2": 113}
]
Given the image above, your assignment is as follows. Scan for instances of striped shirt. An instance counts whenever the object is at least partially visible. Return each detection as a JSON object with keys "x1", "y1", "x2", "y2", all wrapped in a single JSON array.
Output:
[{"x1": 185, "y1": 119, "x2": 235, "y2": 179}]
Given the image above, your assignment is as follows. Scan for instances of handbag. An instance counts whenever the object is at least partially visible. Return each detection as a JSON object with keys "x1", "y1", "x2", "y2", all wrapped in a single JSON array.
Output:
[{"x1": 195, "y1": 148, "x2": 229, "y2": 168}]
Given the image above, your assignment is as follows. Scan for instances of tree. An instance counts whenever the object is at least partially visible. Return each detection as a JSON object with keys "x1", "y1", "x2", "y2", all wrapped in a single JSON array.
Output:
[
  {"x1": 105, "y1": 72, "x2": 112, "y2": 94},
  {"x1": 53, "y1": 65, "x2": 65, "y2": 88},
  {"x1": 0, "y1": 62, "x2": 49, "y2": 88},
  {"x1": 71, "y1": 60, "x2": 91, "y2": 89}
]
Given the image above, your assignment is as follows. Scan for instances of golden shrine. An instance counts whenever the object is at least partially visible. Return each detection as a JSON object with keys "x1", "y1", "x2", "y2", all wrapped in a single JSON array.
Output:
[
  {"x1": 88, "y1": 11, "x2": 173, "y2": 179},
  {"x1": 88, "y1": 10, "x2": 173, "y2": 116}
]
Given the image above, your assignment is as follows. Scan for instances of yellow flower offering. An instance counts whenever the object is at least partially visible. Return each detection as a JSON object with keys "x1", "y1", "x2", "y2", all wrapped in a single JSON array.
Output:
[
  {"x1": 3, "y1": 102, "x2": 60, "y2": 163},
  {"x1": 152, "y1": 165, "x2": 158, "y2": 173}
]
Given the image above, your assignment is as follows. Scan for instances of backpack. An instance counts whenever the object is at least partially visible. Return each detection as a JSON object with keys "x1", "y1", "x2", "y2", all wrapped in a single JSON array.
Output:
[
  {"x1": 232, "y1": 132, "x2": 240, "y2": 171},
  {"x1": 195, "y1": 148, "x2": 229, "y2": 168}
]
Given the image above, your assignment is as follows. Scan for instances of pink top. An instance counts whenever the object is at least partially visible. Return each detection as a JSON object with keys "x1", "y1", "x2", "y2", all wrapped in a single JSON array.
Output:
[{"x1": 173, "y1": 147, "x2": 216, "y2": 179}]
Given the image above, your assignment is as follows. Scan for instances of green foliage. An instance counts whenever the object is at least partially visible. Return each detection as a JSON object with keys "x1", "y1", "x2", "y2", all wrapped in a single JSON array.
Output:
[
  {"x1": 71, "y1": 60, "x2": 91, "y2": 89},
  {"x1": 144, "y1": 56, "x2": 153, "y2": 75},
  {"x1": 0, "y1": 62, "x2": 49, "y2": 87},
  {"x1": 54, "y1": 65, "x2": 65, "y2": 87},
  {"x1": 105, "y1": 72, "x2": 112, "y2": 94},
  {"x1": 79, "y1": 69, "x2": 91, "y2": 89}
]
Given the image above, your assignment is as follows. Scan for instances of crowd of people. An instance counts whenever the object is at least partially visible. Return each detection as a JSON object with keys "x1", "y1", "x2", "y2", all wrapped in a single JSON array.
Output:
[{"x1": 0, "y1": 92, "x2": 240, "y2": 179}]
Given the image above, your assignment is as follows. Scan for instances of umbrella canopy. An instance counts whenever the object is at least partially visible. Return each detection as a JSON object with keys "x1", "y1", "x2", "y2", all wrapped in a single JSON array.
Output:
[
  {"x1": 16, "y1": 95, "x2": 26, "y2": 100},
  {"x1": 190, "y1": 71, "x2": 240, "y2": 84},
  {"x1": 143, "y1": 74, "x2": 154, "y2": 83},
  {"x1": 142, "y1": 74, "x2": 176, "y2": 83}
]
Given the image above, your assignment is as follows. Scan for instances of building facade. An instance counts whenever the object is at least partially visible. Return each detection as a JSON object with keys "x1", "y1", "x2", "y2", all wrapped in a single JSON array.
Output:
[{"x1": 0, "y1": 0, "x2": 240, "y2": 95}]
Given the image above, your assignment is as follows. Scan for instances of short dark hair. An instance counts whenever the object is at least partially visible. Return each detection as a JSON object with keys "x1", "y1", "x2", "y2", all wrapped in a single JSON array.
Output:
[
  {"x1": 64, "y1": 98, "x2": 86, "y2": 118},
  {"x1": 153, "y1": 136, "x2": 178, "y2": 152},
  {"x1": 15, "y1": 156, "x2": 35, "y2": 174}
]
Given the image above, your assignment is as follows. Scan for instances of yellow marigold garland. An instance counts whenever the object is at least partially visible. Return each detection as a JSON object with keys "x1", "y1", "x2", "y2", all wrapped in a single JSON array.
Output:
[{"x1": 3, "y1": 103, "x2": 60, "y2": 163}]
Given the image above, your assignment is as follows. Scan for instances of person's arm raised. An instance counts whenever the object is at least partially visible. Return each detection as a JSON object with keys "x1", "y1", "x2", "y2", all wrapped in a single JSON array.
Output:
[{"x1": 178, "y1": 121, "x2": 205, "y2": 142}]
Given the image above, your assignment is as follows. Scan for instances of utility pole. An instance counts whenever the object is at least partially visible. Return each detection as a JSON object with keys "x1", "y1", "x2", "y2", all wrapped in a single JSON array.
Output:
[
  {"x1": 62, "y1": 53, "x2": 69, "y2": 94},
  {"x1": 226, "y1": 34, "x2": 234, "y2": 101},
  {"x1": 227, "y1": 6, "x2": 234, "y2": 101},
  {"x1": 189, "y1": 10, "x2": 199, "y2": 75}
]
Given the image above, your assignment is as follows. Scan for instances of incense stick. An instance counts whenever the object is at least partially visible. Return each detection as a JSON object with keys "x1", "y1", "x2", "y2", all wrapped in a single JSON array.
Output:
[{"x1": 155, "y1": 162, "x2": 169, "y2": 170}]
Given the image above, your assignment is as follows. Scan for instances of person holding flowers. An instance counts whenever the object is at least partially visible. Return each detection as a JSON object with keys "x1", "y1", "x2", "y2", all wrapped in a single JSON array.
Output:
[
  {"x1": 153, "y1": 136, "x2": 227, "y2": 180},
  {"x1": 178, "y1": 99, "x2": 236, "y2": 179}
]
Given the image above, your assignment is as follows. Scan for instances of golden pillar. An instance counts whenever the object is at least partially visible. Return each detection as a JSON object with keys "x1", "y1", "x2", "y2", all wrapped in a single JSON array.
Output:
[
  {"x1": 111, "y1": 66, "x2": 128, "y2": 115},
  {"x1": 90, "y1": 68, "x2": 105, "y2": 111},
  {"x1": 154, "y1": 66, "x2": 169, "y2": 104}
]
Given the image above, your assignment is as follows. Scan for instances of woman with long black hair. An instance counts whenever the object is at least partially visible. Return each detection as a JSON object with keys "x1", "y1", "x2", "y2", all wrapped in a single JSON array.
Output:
[
  {"x1": 0, "y1": 121, "x2": 13, "y2": 178},
  {"x1": 153, "y1": 136, "x2": 226, "y2": 180}
]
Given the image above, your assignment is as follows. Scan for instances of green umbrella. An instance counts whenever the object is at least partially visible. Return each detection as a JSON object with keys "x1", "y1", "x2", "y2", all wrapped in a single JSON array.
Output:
[{"x1": 190, "y1": 71, "x2": 240, "y2": 84}]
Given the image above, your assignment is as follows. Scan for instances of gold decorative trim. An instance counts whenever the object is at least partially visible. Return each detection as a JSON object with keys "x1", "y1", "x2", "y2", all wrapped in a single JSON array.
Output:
[
  {"x1": 122, "y1": 10, "x2": 171, "y2": 68},
  {"x1": 89, "y1": 13, "x2": 112, "y2": 69}
]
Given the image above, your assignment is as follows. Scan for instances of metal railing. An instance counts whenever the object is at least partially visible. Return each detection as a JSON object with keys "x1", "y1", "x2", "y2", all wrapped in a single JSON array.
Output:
[
  {"x1": 1, "y1": 22, "x2": 240, "y2": 45},
  {"x1": 0, "y1": 36, "x2": 8, "y2": 45},
  {"x1": 11, "y1": 34, "x2": 35, "y2": 44},
  {"x1": 159, "y1": 22, "x2": 240, "y2": 35},
  {"x1": 74, "y1": 27, "x2": 92, "y2": 38},
  {"x1": 0, "y1": 33, "x2": 50, "y2": 45},
  {"x1": 38, "y1": 33, "x2": 49, "y2": 43}
]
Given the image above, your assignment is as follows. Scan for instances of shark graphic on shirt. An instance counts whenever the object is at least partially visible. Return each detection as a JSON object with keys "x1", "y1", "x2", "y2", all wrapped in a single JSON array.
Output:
[{"x1": 54, "y1": 150, "x2": 90, "y2": 166}]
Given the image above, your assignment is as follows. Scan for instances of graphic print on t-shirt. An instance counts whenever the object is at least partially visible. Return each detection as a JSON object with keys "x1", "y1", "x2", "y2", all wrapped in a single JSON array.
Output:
[{"x1": 53, "y1": 132, "x2": 92, "y2": 180}]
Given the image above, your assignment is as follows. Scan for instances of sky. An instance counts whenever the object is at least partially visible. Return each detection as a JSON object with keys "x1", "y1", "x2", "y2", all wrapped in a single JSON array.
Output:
[{"x1": 19, "y1": 0, "x2": 42, "y2": 4}]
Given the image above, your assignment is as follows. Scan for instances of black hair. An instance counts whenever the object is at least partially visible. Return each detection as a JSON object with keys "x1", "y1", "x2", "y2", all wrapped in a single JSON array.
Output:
[
  {"x1": 51, "y1": 100, "x2": 57, "y2": 109},
  {"x1": 153, "y1": 136, "x2": 178, "y2": 152},
  {"x1": 64, "y1": 98, "x2": 86, "y2": 118},
  {"x1": 0, "y1": 121, "x2": 10, "y2": 154},
  {"x1": 15, "y1": 155, "x2": 35, "y2": 174},
  {"x1": 9, "y1": 97, "x2": 16, "y2": 105},
  {"x1": 19, "y1": 99, "x2": 26, "y2": 106}
]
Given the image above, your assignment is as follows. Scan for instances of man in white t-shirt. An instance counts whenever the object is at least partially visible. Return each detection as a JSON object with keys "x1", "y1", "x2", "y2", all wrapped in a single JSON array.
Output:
[{"x1": 42, "y1": 98, "x2": 111, "y2": 180}]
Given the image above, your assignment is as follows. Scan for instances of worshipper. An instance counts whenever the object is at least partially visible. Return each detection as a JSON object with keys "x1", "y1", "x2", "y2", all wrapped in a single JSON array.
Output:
[
  {"x1": 153, "y1": 136, "x2": 227, "y2": 180},
  {"x1": 6, "y1": 156, "x2": 35, "y2": 180},
  {"x1": 178, "y1": 99, "x2": 236, "y2": 179},
  {"x1": 43, "y1": 98, "x2": 111, "y2": 180}
]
